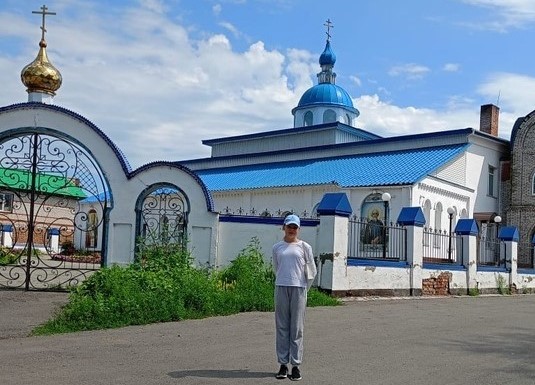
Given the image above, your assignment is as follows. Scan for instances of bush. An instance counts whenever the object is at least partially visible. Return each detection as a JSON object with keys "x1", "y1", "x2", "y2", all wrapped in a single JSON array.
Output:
[{"x1": 32, "y1": 238, "x2": 340, "y2": 335}]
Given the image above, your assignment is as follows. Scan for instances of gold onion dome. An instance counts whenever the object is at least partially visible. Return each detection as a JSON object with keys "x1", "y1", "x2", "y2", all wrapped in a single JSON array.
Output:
[{"x1": 21, "y1": 38, "x2": 62, "y2": 95}]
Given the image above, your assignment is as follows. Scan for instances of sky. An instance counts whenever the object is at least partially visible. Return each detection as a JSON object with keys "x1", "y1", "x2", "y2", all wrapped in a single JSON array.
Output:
[{"x1": 1, "y1": 0, "x2": 535, "y2": 169}]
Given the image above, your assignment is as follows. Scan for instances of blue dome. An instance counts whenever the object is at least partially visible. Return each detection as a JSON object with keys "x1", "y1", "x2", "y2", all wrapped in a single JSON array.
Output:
[
  {"x1": 297, "y1": 83, "x2": 355, "y2": 109},
  {"x1": 319, "y1": 40, "x2": 336, "y2": 66}
]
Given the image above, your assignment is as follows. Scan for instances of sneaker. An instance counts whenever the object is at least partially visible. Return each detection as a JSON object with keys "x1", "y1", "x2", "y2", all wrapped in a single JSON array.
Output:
[
  {"x1": 290, "y1": 366, "x2": 302, "y2": 381},
  {"x1": 276, "y1": 365, "x2": 288, "y2": 379}
]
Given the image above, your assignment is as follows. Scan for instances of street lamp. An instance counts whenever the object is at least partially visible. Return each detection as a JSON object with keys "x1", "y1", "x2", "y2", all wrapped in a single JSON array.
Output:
[
  {"x1": 381, "y1": 192, "x2": 391, "y2": 259},
  {"x1": 494, "y1": 215, "x2": 502, "y2": 266},
  {"x1": 447, "y1": 207, "x2": 455, "y2": 262}
]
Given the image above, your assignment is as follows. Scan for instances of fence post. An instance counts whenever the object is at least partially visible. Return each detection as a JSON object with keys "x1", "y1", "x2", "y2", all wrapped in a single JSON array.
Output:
[
  {"x1": 49, "y1": 228, "x2": 60, "y2": 253},
  {"x1": 2, "y1": 224, "x2": 13, "y2": 248},
  {"x1": 316, "y1": 193, "x2": 352, "y2": 295},
  {"x1": 397, "y1": 207, "x2": 426, "y2": 296},
  {"x1": 455, "y1": 219, "x2": 479, "y2": 294},
  {"x1": 498, "y1": 226, "x2": 519, "y2": 292}
]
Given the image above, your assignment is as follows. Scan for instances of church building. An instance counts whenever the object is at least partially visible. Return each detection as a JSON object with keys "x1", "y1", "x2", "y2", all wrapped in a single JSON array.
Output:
[{"x1": 179, "y1": 30, "x2": 510, "y2": 246}]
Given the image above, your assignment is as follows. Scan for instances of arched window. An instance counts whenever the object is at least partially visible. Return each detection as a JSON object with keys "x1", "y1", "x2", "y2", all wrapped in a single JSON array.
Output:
[
  {"x1": 323, "y1": 109, "x2": 336, "y2": 123},
  {"x1": 435, "y1": 203, "x2": 443, "y2": 231},
  {"x1": 360, "y1": 193, "x2": 385, "y2": 245},
  {"x1": 304, "y1": 111, "x2": 313, "y2": 126},
  {"x1": 434, "y1": 203, "x2": 443, "y2": 247},
  {"x1": 460, "y1": 208, "x2": 468, "y2": 218},
  {"x1": 423, "y1": 200, "x2": 432, "y2": 229},
  {"x1": 423, "y1": 200, "x2": 432, "y2": 246}
]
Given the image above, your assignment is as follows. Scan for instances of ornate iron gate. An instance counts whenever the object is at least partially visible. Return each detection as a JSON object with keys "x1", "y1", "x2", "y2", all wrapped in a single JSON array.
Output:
[
  {"x1": 0, "y1": 131, "x2": 109, "y2": 291},
  {"x1": 135, "y1": 184, "x2": 189, "y2": 261}
]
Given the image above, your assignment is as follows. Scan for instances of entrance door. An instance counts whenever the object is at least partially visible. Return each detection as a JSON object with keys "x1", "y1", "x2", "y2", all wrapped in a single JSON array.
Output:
[{"x1": 0, "y1": 131, "x2": 109, "y2": 290}]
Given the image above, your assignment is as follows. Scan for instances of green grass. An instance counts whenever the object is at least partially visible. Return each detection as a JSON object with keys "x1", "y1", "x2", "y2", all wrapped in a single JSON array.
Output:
[{"x1": 32, "y1": 238, "x2": 340, "y2": 335}]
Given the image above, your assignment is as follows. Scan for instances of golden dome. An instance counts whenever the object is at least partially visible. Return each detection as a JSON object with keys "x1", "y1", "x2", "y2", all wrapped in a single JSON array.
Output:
[{"x1": 21, "y1": 39, "x2": 62, "y2": 95}]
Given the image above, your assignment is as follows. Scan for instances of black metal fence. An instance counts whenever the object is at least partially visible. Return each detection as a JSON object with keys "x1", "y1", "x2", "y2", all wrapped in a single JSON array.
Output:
[
  {"x1": 422, "y1": 228, "x2": 461, "y2": 264},
  {"x1": 348, "y1": 217, "x2": 407, "y2": 261},
  {"x1": 477, "y1": 236, "x2": 502, "y2": 266}
]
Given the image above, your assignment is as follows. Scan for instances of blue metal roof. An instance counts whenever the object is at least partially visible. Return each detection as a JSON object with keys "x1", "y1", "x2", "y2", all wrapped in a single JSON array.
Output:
[
  {"x1": 195, "y1": 143, "x2": 469, "y2": 191},
  {"x1": 297, "y1": 83, "x2": 355, "y2": 110}
]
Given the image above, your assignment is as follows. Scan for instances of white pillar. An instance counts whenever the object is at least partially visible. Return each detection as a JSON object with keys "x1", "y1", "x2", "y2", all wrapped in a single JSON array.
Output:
[
  {"x1": 316, "y1": 193, "x2": 352, "y2": 295},
  {"x1": 2, "y1": 224, "x2": 13, "y2": 248},
  {"x1": 455, "y1": 219, "x2": 479, "y2": 293},
  {"x1": 49, "y1": 228, "x2": 60, "y2": 253},
  {"x1": 498, "y1": 226, "x2": 519, "y2": 292},
  {"x1": 397, "y1": 207, "x2": 426, "y2": 296}
]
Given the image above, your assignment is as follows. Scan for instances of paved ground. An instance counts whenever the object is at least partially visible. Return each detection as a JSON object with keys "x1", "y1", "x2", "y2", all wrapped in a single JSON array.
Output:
[{"x1": 1, "y1": 291, "x2": 535, "y2": 385}]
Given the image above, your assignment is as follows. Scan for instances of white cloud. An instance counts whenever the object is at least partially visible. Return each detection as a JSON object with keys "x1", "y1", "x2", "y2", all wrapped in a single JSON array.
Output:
[
  {"x1": 212, "y1": 4, "x2": 222, "y2": 16},
  {"x1": 355, "y1": 94, "x2": 480, "y2": 138},
  {"x1": 443, "y1": 63, "x2": 460, "y2": 72},
  {"x1": 463, "y1": 0, "x2": 535, "y2": 31},
  {"x1": 218, "y1": 21, "x2": 241, "y2": 38},
  {"x1": 349, "y1": 75, "x2": 362, "y2": 87},
  {"x1": 388, "y1": 63, "x2": 430, "y2": 80}
]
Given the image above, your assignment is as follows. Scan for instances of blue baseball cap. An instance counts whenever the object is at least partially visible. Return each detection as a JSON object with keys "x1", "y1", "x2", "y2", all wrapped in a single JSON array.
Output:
[{"x1": 284, "y1": 214, "x2": 301, "y2": 227}]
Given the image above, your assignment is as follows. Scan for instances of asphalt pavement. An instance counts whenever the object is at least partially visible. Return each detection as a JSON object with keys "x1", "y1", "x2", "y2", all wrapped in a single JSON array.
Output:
[{"x1": 1, "y1": 291, "x2": 535, "y2": 385}]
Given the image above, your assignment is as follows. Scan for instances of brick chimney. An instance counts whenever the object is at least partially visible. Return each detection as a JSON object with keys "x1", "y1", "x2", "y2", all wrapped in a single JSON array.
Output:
[{"x1": 480, "y1": 104, "x2": 499, "y2": 137}]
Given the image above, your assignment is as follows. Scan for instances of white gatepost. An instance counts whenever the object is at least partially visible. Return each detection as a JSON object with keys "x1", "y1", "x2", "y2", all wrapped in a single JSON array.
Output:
[
  {"x1": 397, "y1": 207, "x2": 426, "y2": 296},
  {"x1": 49, "y1": 228, "x2": 60, "y2": 253},
  {"x1": 455, "y1": 219, "x2": 479, "y2": 293},
  {"x1": 316, "y1": 193, "x2": 352, "y2": 295},
  {"x1": 498, "y1": 226, "x2": 519, "y2": 291},
  {"x1": 2, "y1": 224, "x2": 13, "y2": 248}
]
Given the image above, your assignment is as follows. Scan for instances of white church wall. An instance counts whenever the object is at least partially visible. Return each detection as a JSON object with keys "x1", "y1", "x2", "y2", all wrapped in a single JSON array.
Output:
[
  {"x1": 216, "y1": 219, "x2": 319, "y2": 267},
  {"x1": 346, "y1": 265, "x2": 411, "y2": 292},
  {"x1": 465, "y1": 140, "x2": 504, "y2": 214},
  {"x1": 414, "y1": 179, "x2": 471, "y2": 230},
  {"x1": 0, "y1": 106, "x2": 220, "y2": 267}
]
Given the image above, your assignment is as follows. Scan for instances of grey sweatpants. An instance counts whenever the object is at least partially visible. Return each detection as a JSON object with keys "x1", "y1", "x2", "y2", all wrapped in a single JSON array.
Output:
[{"x1": 275, "y1": 285, "x2": 307, "y2": 366}]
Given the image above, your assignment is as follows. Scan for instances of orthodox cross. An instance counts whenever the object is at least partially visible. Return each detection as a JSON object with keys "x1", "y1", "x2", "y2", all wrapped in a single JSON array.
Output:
[
  {"x1": 324, "y1": 18, "x2": 334, "y2": 41},
  {"x1": 32, "y1": 5, "x2": 56, "y2": 41}
]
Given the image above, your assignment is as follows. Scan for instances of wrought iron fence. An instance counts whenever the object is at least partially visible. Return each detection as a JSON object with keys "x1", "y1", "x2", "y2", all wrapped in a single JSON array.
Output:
[
  {"x1": 517, "y1": 243, "x2": 534, "y2": 269},
  {"x1": 477, "y1": 236, "x2": 503, "y2": 266},
  {"x1": 422, "y1": 228, "x2": 461, "y2": 264},
  {"x1": 348, "y1": 217, "x2": 407, "y2": 261}
]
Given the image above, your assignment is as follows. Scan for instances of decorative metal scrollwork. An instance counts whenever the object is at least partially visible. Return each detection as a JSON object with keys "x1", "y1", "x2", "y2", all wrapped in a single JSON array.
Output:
[{"x1": 0, "y1": 132, "x2": 109, "y2": 290}]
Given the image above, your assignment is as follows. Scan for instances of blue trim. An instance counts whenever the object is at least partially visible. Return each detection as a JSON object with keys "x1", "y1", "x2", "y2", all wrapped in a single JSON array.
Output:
[
  {"x1": 129, "y1": 161, "x2": 215, "y2": 212},
  {"x1": 423, "y1": 263, "x2": 466, "y2": 271},
  {"x1": 397, "y1": 207, "x2": 426, "y2": 227},
  {"x1": 183, "y1": 128, "x2": 476, "y2": 168},
  {"x1": 48, "y1": 228, "x2": 60, "y2": 236},
  {"x1": 455, "y1": 219, "x2": 479, "y2": 236},
  {"x1": 498, "y1": 226, "x2": 519, "y2": 242},
  {"x1": 347, "y1": 258, "x2": 409, "y2": 268},
  {"x1": 477, "y1": 265, "x2": 507, "y2": 272},
  {"x1": 218, "y1": 215, "x2": 319, "y2": 227},
  {"x1": 1, "y1": 224, "x2": 13, "y2": 232},
  {"x1": 201, "y1": 121, "x2": 380, "y2": 146},
  {"x1": 518, "y1": 268, "x2": 535, "y2": 274},
  {"x1": 317, "y1": 193, "x2": 352, "y2": 217},
  {"x1": 0, "y1": 103, "x2": 132, "y2": 174}
]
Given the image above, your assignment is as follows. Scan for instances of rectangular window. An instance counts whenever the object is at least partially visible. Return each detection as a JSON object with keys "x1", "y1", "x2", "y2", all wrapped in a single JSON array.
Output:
[
  {"x1": 488, "y1": 166, "x2": 495, "y2": 197},
  {"x1": 0, "y1": 193, "x2": 14, "y2": 212}
]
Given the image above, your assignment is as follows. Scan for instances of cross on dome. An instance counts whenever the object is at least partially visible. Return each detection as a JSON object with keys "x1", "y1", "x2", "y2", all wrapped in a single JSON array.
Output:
[
  {"x1": 32, "y1": 4, "x2": 56, "y2": 42},
  {"x1": 324, "y1": 18, "x2": 334, "y2": 41}
]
